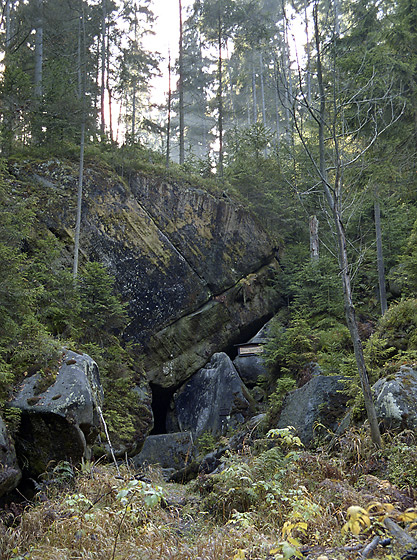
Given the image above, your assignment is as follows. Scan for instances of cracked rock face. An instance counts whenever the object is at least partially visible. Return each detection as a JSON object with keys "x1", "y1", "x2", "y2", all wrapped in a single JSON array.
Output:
[
  {"x1": 8, "y1": 349, "x2": 103, "y2": 476},
  {"x1": 25, "y1": 162, "x2": 281, "y2": 388}
]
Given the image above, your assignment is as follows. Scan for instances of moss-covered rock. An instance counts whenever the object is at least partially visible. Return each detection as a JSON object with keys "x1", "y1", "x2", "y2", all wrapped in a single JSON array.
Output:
[
  {"x1": 11, "y1": 160, "x2": 280, "y2": 389},
  {"x1": 8, "y1": 349, "x2": 103, "y2": 476}
]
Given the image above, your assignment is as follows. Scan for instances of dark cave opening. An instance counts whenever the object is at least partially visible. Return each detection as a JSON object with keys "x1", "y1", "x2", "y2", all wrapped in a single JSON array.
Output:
[
  {"x1": 223, "y1": 315, "x2": 272, "y2": 360},
  {"x1": 149, "y1": 383, "x2": 176, "y2": 435}
]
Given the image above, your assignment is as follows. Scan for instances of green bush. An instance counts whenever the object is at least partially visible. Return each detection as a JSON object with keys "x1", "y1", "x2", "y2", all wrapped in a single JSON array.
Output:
[{"x1": 364, "y1": 299, "x2": 417, "y2": 376}]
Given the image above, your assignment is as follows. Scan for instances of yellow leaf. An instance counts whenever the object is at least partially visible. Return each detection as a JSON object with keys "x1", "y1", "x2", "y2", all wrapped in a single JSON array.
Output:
[
  {"x1": 367, "y1": 502, "x2": 394, "y2": 515},
  {"x1": 287, "y1": 537, "x2": 301, "y2": 547},
  {"x1": 351, "y1": 520, "x2": 361, "y2": 536},
  {"x1": 397, "y1": 509, "x2": 417, "y2": 523},
  {"x1": 269, "y1": 548, "x2": 281, "y2": 555},
  {"x1": 347, "y1": 506, "x2": 369, "y2": 518},
  {"x1": 233, "y1": 549, "x2": 246, "y2": 560}
]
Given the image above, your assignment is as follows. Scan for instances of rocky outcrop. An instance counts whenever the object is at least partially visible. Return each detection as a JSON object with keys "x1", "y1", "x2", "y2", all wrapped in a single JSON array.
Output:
[
  {"x1": 145, "y1": 264, "x2": 278, "y2": 387},
  {"x1": 8, "y1": 349, "x2": 103, "y2": 476},
  {"x1": 18, "y1": 161, "x2": 280, "y2": 388},
  {"x1": 276, "y1": 375, "x2": 349, "y2": 446},
  {"x1": 167, "y1": 352, "x2": 255, "y2": 437},
  {"x1": 0, "y1": 417, "x2": 21, "y2": 498},
  {"x1": 373, "y1": 367, "x2": 417, "y2": 431}
]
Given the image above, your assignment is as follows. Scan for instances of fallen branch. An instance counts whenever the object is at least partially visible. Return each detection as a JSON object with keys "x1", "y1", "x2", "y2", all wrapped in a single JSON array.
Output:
[
  {"x1": 383, "y1": 517, "x2": 417, "y2": 548},
  {"x1": 360, "y1": 536, "x2": 381, "y2": 559}
]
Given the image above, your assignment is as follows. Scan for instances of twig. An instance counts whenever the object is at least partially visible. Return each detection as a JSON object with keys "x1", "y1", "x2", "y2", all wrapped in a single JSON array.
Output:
[
  {"x1": 360, "y1": 536, "x2": 381, "y2": 558},
  {"x1": 383, "y1": 517, "x2": 417, "y2": 548}
]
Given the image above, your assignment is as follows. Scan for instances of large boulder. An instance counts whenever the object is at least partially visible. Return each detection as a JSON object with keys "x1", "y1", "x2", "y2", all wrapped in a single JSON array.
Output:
[
  {"x1": 13, "y1": 161, "x2": 280, "y2": 389},
  {"x1": 8, "y1": 349, "x2": 103, "y2": 476},
  {"x1": 373, "y1": 367, "x2": 417, "y2": 431},
  {"x1": 0, "y1": 416, "x2": 22, "y2": 498},
  {"x1": 132, "y1": 432, "x2": 195, "y2": 472},
  {"x1": 276, "y1": 375, "x2": 349, "y2": 446},
  {"x1": 233, "y1": 322, "x2": 270, "y2": 386},
  {"x1": 167, "y1": 352, "x2": 255, "y2": 437}
]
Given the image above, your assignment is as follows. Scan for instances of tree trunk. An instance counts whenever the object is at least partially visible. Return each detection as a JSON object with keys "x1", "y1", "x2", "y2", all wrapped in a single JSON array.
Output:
[
  {"x1": 252, "y1": 59, "x2": 257, "y2": 123},
  {"x1": 34, "y1": 0, "x2": 43, "y2": 98},
  {"x1": 313, "y1": 5, "x2": 382, "y2": 447},
  {"x1": 260, "y1": 52, "x2": 266, "y2": 128},
  {"x1": 309, "y1": 215, "x2": 319, "y2": 261},
  {"x1": 217, "y1": 8, "x2": 223, "y2": 177},
  {"x1": 5, "y1": 0, "x2": 12, "y2": 52},
  {"x1": 73, "y1": 119, "x2": 85, "y2": 278},
  {"x1": 73, "y1": 11, "x2": 87, "y2": 279},
  {"x1": 166, "y1": 51, "x2": 172, "y2": 168},
  {"x1": 374, "y1": 194, "x2": 387, "y2": 315},
  {"x1": 178, "y1": 0, "x2": 185, "y2": 164},
  {"x1": 100, "y1": 0, "x2": 107, "y2": 135},
  {"x1": 106, "y1": 28, "x2": 113, "y2": 142}
]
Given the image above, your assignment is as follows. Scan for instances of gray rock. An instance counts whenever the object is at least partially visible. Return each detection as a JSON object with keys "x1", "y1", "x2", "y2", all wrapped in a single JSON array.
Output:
[
  {"x1": 167, "y1": 352, "x2": 254, "y2": 437},
  {"x1": 132, "y1": 432, "x2": 195, "y2": 471},
  {"x1": 373, "y1": 367, "x2": 417, "y2": 431},
  {"x1": 23, "y1": 161, "x2": 280, "y2": 389},
  {"x1": 8, "y1": 349, "x2": 103, "y2": 476},
  {"x1": 277, "y1": 375, "x2": 349, "y2": 446},
  {"x1": 233, "y1": 321, "x2": 272, "y2": 386},
  {"x1": 0, "y1": 416, "x2": 22, "y2": 497}
]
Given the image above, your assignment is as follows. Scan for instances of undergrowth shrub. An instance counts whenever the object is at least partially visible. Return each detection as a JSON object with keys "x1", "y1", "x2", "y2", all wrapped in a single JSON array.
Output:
[
  {"x1": 365, "y1": 299, "x2": 417, "y2": 378},
  {"x1": 266, "y1": 377, "x2": 296, "y2": 425},
  {"x1": 387, "y1": 443, "x2": 417, "y2": 488}
]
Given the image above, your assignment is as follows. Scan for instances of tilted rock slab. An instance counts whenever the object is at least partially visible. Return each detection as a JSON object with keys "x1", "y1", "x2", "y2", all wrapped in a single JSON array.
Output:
[
  {"x1": 9, "y1": 349, "x2": 103, "y2": 476},
  {"x1": 20, "y1": 162, "x2": 280, "y2": 389}
]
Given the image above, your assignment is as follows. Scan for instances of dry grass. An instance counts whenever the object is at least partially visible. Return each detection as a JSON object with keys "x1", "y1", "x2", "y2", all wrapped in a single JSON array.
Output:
[{"x1": 1, "y1": 431, "x2": 417, "y2": 560}]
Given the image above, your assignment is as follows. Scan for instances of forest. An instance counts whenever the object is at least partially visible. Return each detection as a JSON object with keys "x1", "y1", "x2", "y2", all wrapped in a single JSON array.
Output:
[{"x1": 1, "y1": 0, "x2": 417, "y2": 558}]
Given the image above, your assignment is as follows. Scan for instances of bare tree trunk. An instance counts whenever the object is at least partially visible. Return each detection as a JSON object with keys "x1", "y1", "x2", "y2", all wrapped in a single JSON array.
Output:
[
  {"x1": 34, "y1": 0, "x2": 43, "y2": 98},
  {"x1": 5, "y1": 0, "x2": 12, "y2": 51},
  {"x1": 77, "y1": 16, "x2": 82, "y2": 99},
  {"x1": 106, "y1": 28, "x2": 113, "y2": 142},
  {"x1": 313, "y1": 5, "x2": 381, "y2": 447},
  {"x1": 217, "y1": 8, "x2": 223, "y2": 177},
  {"x1": 73, "y1": 119, "x2": 85, "y2": 278},
  {"x1": 260, "y1": 52, "x2": 266, "y2": 128},
  {"x1": 374, "y1": 193, "x2": 387, "y2": 315},
  {"x1": 73, "y1": 10, "x2": 87, "y2": 279},
  {"x1": 100, "y1": 0, "x2": 107, "y2": 135},
  {"x1": 252, "y1": 59, "x2": 257, "y2": 123},
  {"x1": 310, "y1": 215, "x2": 319, "y2": 261},
  {"x1": 304, "y1": 0, "x2": 311, "y2": 104},
  {"x1": 178, "y1": 0, "x2": 185, "y2": 164},
  {"x1": 166, "y1": 51, "x2": 172, "y2": 168}
]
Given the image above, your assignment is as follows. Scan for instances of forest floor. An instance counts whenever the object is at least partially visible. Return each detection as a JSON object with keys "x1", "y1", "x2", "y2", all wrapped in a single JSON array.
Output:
[{"x1": 1, "y1": 427, "x2": 417, "y2": 560}]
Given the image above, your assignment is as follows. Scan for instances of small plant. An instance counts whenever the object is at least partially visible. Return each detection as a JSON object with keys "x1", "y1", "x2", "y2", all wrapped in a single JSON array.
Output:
[
  {"x1": 266, "y1": 427, "x2": 304, "y2": 449},
  {"x1": 266, "y1": 378, "x2": 296, "y2": 425},
  {"x1": 196, "y1": 431, "x2": 217, "y2": 455}
]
